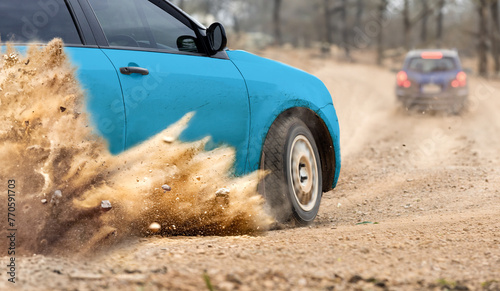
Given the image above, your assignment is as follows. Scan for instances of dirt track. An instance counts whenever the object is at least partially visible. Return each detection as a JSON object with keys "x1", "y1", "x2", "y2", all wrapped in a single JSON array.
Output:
[{"x1": 2, "y1": 49, "x2": 500, "y2": 290}]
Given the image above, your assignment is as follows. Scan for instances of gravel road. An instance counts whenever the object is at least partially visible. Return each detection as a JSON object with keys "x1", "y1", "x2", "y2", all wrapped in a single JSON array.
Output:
[{"x1": 1, "y1": 49, "x2": 499, "y2": 291}]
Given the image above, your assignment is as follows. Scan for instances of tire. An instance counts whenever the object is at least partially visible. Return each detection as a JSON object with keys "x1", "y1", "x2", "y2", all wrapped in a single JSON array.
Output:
[
  {"x1": 449, "y1": 98, "x2": 467, "y2": 115},
  {"x1": 259, "y1": 116, "x2": 323, "y2": 225}
]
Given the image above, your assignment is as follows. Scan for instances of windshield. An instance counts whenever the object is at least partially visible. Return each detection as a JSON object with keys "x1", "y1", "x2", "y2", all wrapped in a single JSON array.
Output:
[{"x1": 407, "y1": 57, "x2": 458, "y2": 73}]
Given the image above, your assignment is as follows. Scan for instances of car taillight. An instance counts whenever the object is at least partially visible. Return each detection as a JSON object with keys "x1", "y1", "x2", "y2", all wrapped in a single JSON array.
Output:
[
  {"x1": 451, "y1": 71, "x2": 467, "y2": 88},
  {"x1": 397, "y1": 71, "x2": 411, "y2": 88}
]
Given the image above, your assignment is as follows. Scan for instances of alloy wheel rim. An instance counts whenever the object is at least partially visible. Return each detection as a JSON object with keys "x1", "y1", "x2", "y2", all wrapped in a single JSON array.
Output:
[{"x1": 289, "y1": 135, "x2": 319, "y2": 212}]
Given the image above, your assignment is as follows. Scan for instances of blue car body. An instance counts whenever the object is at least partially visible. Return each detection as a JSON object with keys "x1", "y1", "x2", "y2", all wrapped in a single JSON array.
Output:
[
  {"x1": 2, "y1": 0, "x2": 341, "y2": 193},
  {"x1": 65, "y1": 48, "x2": 341, "y2": 188}
]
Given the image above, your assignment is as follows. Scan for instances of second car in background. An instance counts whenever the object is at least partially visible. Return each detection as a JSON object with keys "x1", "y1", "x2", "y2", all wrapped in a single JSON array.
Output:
[{"x1": 396, "y1": 49, "x2": 469, "y2": 113}]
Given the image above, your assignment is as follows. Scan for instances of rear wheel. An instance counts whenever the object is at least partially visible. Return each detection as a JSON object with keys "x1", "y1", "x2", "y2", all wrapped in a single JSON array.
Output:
[
  {"x1": 260, "y1": 116, "x2": 323, "y2": 225},
  {"x1": 449, "y1": 98, "x2": 467, "y2": 115}
]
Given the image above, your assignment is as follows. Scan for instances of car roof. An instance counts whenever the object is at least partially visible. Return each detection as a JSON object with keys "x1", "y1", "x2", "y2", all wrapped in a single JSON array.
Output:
[{"x1": 405, "y1": 49, "x2": 459, "y2": 59}]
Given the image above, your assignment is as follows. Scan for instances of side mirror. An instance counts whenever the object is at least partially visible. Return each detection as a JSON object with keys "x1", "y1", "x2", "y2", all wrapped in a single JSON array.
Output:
[{"x1": 206, "y1": 22, "x2": 227, "y2": 55}]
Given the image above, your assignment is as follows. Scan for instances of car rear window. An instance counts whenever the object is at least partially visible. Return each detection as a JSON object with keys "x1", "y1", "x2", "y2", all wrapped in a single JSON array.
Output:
[
  {"x1": 407, "y1": 57, "x2": 458, "y2": 73},
  {"x1": 0, "y1": 0, "x2": 81, "y2": 45}
]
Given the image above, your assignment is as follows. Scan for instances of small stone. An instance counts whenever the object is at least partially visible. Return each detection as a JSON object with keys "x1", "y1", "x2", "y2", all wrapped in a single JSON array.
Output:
[
  {"x1": 50, "y1": 190, "x2": 62, "y2": 205},
  {"x1": 41, "y1": 199, "x2": 47, "y2": 204},
  {"x1": 298, "y1": 278, "x2": 307, "y2": 286},
  {"x1": 69, "y1": 272, "x2": 103, "y2": 280},
  {"x1": 226, "y1": 273, "x2": 242, "y2": 285},
  {"x1": 151, "y1": 266, "x2": 167, "y2": 274},
  {"x1": 162, "y1": 184, "x2": 172, "y2": 192},
  {"x1": 196, "y1": 176, "x2": 201, "y2": 181},
  {"x1": 149, "y1": 222, "x2": 161, "y2": 233},
  {"x1": 348, "y1": 275, "x2": 363, "y2": 284},
  {"x1": 215, "y1": 188, "x2": 230, "y2": 197},
  {"x1": 60, "y1": 106, "x2": 66, "y2": 112},
  {"x1": 101, "y1": 200, "x2": 112, "y2": 210},
  {"x1": 113, "y1": 274, "x2": 147, "y2": 282},
  {"x1": 163, "y1": 136, "x2": 175, "y2": 143}
]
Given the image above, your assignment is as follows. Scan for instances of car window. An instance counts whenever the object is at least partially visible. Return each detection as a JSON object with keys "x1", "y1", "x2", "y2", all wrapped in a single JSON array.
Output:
[
  {"x1": 0, "y1": 0, "x2": 81, "y2": 45},
  {"x1": 88, "y1": 0, "x2": 201, "y2": 54},
  {"x1": 407, "y1": 57, "x2": 458, "y2": 73}
]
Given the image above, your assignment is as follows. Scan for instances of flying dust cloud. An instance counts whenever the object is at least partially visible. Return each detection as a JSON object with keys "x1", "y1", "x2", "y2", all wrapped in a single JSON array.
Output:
[{"x1": 0, "y1": 39, "x2": 272, "y2": 256}]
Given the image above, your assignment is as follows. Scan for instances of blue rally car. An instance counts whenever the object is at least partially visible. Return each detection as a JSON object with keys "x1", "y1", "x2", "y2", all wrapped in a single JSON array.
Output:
[
  {"x1": 0, "y1": 0, "x2": 341, "y2": 224},
  {"x1": 396, "y1": 49, "x2": 469, "y2": 113}
]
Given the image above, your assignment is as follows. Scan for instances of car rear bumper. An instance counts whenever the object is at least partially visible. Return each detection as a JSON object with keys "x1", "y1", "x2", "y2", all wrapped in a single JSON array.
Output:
[{"x1": 396, "y1": 89, "x2": 468, "y2": 111}]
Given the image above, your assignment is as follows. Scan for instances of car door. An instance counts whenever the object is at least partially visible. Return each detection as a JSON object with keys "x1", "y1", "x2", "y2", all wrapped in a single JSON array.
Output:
[{"x1": 85, "y1": 0, "x2": 251, "y2": 174}]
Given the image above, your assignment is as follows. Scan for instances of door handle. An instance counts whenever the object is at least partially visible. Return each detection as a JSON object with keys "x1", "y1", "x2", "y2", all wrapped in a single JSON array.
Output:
[{"x1": 120, "y1": 67, "x2": 149, "y2": 76}]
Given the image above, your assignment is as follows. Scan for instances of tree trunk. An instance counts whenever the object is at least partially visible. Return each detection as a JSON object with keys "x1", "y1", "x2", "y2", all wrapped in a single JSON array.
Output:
[
  {"x1": 322, "y1": 0, "x2": 333, "y2": 55},
  {"x1": 421, "y1": 0, "x2": 428, "y2": 43},
  {"x1": 478, "y1": 0, "x2": 489, "y2": 77},
  {"x1": 491, "y1": 0, "x2": 500, "y2": 74},
  {"x1": 377, "y1": 0, "x2": 388, "y2": 66},
  {"x1": 273, "y1": 0, "x2": 283, "y2": 46},
  {"x1": 436, "y1": 0, "x2": 445, "y2": 48},
  {"x1": 340, "y1": 0, "x2": 350, "y2": 59},
  {"x1": 355, "y1": 0, "x2": 364, "y2": 29},
  {"x1": 403, "y1": 0, "x2": 411, "y2": 49}
]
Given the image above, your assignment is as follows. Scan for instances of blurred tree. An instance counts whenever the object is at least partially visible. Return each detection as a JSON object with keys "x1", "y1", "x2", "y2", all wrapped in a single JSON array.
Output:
[
  {"x1": 273, "y1": 0, "x2": 283, "y2": 45},
  {"x1": 436, "y1": 0, "x2": 446, "y2": 47},
  {"x1": 421, "y1": 0, "x2": 429, "y2": 43},
  {"x1": 322, "y1": 0, "x2": 334, "y2": 54},
  {"x1": 355, "y1": 0, "x2": 364, "y2": 30},
  {"x1": 403, "y1": 0, "x2": 411, "y2": 49},
  {"x1": 478, "y1": 0, "x2": 489, "y2": 76},
  {"x1": 170, "y1": 0, "x2": 491, "y2": 68},
  {"x1": 490, "y1": 0, "x2": 500, "y2": 73},
  {"x1": 377, "y1": 0, "x2": 388, "y2": 66},
  {"x1": 340, "y1": 0, "x2": 351, "y2": 59},
  {"x1": 403, "y1": 0, "x2": 442, "y2": 49}
]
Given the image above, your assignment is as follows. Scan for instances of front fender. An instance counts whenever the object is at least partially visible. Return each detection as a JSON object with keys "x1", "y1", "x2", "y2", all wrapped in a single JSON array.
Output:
[{"x1": 228, "y1": 50, "x2": 341, "y2": 188}]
